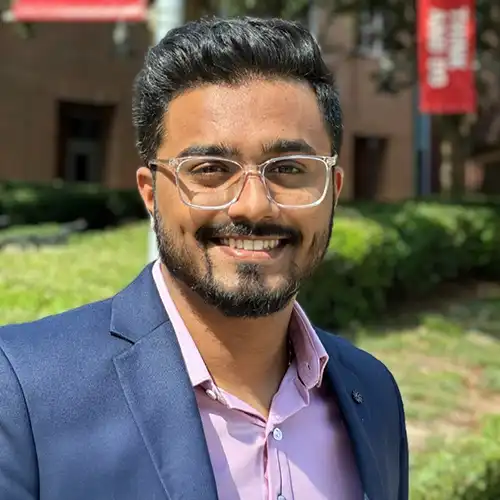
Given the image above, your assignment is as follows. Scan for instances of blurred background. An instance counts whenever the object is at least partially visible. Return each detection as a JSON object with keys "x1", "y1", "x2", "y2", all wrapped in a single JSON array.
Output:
[{"x1": 0, "y1": 1, "x2": 499, "y2": 498}]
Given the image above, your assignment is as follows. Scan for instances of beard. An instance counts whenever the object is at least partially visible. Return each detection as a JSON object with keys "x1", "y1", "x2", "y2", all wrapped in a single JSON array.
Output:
[{"x1": 153, "y1": 208, "x2": 334, "y2": 318}]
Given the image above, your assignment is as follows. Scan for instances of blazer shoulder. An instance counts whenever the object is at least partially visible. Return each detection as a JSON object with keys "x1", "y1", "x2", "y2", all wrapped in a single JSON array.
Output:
[
  {"x1": 0, "y1": 298, "x2": 114, "y2": 349},
  {"x1": 0, "y1": 298, "x2": 124, "y2": 398}
]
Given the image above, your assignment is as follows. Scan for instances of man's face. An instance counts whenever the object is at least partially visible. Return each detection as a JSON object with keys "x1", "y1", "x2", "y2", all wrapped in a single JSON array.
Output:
[{"x1": 138, "y1": 79, "x2": 343, "y2": 318}]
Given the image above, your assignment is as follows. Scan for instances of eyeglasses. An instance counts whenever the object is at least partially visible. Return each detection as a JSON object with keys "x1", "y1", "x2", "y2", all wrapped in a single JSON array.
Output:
[{"x1": 149, "y1": 154, "x2": 341, "y2": 210}]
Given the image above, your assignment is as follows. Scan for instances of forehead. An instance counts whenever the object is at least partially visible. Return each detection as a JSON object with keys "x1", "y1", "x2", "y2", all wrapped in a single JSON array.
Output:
[{"x1": 159, "y1": 79, "x2": 331, "y2": 156}]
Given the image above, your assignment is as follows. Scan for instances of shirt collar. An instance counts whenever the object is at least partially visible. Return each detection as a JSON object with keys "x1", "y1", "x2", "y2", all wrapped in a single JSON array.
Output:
[
  {"x1": 152, "y1": 259, "x2": 211, "y2": 387},
  {"x1": 289, "y1": 301, "x2": 329, "y2": 389},
  {"x1": 152, "y1": 259, "x2": 329, "y2": 390}
]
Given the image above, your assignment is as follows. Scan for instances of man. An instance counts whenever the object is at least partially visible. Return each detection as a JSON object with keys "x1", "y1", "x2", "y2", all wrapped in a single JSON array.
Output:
[{"x1": 0, "y1": 16, "x2": 408, "y2": 500}]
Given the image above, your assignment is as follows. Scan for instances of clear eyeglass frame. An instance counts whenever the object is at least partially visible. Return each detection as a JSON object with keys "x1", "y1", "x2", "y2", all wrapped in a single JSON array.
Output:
[{"x1": 148, "y1": 154, "x2": 342, "y2": 211}]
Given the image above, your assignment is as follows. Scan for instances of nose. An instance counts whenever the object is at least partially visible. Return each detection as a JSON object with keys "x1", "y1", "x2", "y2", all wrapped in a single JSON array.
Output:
[{"x1": 227, "y1": 173, "x2": 279, "y2": 222}]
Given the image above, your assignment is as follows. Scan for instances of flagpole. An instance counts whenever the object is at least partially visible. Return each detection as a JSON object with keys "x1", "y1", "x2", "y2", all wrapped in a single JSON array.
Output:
[{"x1": 147, "y1": 0, "x2": 184, "y2": 262}]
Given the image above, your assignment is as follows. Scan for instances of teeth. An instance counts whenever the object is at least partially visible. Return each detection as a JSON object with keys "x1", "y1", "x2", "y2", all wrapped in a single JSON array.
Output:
[{"x1": 219, "y1": 239, "x2": 281, "y2": 251}]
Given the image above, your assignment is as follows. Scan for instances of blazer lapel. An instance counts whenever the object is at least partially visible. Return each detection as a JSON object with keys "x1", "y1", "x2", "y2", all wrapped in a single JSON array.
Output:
[
  {"x1": 317, "y1": 329, "x2": 384, "y2": 500},
  {"x1": 110, "y1": 265, "x2": 218, "y2": 500}
]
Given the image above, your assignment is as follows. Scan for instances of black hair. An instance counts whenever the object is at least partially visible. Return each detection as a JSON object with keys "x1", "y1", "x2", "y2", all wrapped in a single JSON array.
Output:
[{"x1": 132, "y1": 16, "x2": 342, "y2": 163}]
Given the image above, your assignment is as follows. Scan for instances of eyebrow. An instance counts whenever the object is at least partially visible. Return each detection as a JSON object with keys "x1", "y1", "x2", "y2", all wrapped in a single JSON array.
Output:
[
  {"x1": 261, "y1": 139, "x2": 317, "y2": 156},
  {"x1": 177, "y1": 143, "x2": 239, "y2": 158},
  {"x1": 176, "y1": 138, "x2": 317, "y2": 159}
]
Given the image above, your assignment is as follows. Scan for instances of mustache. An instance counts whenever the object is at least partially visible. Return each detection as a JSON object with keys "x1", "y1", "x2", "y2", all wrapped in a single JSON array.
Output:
[{"x1": 195, "y1": 221, "x2": 301, "y2": 244}]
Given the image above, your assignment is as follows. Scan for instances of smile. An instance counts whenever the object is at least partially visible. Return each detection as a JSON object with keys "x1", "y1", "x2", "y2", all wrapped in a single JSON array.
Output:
[
  {"x1": 209, "y1": 237, "x2": 290, "y2": 261},
  {"x1": 219, "y1": 238, "x2": 282, "y2": 251}
]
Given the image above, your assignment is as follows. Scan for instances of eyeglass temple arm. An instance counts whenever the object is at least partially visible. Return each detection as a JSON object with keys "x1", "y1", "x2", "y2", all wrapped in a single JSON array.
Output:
[{"x1": 147, "y1": 160, "x2": 177, "y2": 172}]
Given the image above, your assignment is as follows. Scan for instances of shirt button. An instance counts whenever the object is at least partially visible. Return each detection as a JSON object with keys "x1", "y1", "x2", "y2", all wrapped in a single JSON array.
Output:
[
  {"x1": 277, "y1": 495, "x2": 286, "y2": 500},
  {"x1": 272, "y1": 427, "x2": 283, "y2": 441},
  {"x1": 205, "y1": 389, "x2": 217, "y2": 400}
]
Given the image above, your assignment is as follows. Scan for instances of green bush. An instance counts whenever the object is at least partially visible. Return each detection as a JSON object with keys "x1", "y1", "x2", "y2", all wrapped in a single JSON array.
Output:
[
  {"x1": 299, "y1": 202, "x2": 500, "y2": 329},
  {"x1": 3, "y1": 183, "x2": 500, "y2": 328},
  {"x1": 0, "y1": 181, "x2": 146, "y2": 229},
  {"x1": 299, "y1": 217, "x2": 401, "y2": 328},
  {"x1": 410, "y1": 415, "x2": 500, "y2": 499}
]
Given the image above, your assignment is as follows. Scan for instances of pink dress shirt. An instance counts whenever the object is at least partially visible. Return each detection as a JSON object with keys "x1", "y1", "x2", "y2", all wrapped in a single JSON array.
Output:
[{"x1": 153, "y1": 260, "x2": 362, "y2": 500}]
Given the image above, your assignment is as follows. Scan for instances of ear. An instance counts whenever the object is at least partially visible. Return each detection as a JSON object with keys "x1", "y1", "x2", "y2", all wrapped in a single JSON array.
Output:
[
  {"x1": 137, "y1": 166, "x2": 154, "y2": 216},
  {"x1": 333, "y1": 166, "x2": 344, "y2": 208}
]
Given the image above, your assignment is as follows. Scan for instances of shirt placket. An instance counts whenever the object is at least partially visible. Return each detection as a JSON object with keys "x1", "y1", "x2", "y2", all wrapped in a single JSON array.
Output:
[
  {"x1": 265, "y1": 420, "x2": 290, "y2": 500},
  {"x1": 203, "y1": 366, "x2": 310, "y2": 500},
  {"x1": 264, "y1": 371, "x2": 311, "y2": 500}
]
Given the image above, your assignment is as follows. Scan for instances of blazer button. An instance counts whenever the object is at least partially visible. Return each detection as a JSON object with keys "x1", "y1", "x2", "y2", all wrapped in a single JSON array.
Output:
[{"x1": 352, "y1": 390, "x2": 363, "y2": 404}]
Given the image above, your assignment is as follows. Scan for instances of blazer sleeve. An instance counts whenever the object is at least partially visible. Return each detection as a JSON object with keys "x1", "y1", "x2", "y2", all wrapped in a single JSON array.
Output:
[
  {"x1": 392, "y1": 373, "x2": 409, "y2": 500},
  {"x1": 0, "y1": 345, "x2": 38, "y2": 500}
]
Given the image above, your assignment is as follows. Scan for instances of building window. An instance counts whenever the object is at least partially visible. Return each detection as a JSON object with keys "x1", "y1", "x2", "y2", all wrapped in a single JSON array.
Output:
[
  {"x1": 353, "y1": 135, "x2": 388, "y2": 200},
  {"x1": 357, "y1": 8, "x2": 385, "y2": 58},
  {"x1": 57, "y1": 102, "x2": 113, "y2": 183}
]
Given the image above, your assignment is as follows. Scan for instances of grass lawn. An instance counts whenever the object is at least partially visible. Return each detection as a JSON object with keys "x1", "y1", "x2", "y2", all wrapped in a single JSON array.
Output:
[
  {"x1": 0, "y1": 223, "x2": 147, "y2": 325},
  {"x1": 357, "y1": 287, "x2": 500, "y2": 456},
  {"x1": 1, "y1": 222, "x2": 500, "y2": 465}
]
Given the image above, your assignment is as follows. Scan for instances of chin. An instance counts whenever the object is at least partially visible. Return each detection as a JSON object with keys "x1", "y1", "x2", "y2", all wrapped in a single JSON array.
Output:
[{"x1": 215, "y1": 269, "x2": 289, "y2": 287}]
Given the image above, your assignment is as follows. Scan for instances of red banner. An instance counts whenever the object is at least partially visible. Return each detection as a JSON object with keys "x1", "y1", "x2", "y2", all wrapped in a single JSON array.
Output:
[
  {"x1": 417, "y1": 0, "x2": 476, "y2": 114},
  {"x1": 12, "y1": 0, "x2": 147, "y2": 22}
]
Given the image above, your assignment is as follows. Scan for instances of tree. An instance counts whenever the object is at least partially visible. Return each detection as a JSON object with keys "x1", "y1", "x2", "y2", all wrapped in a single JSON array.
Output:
[
  {"x1": 341, "y1": 0, "x2": 500, "y2": 198},
  {"x1": 215, "y1": 0, "x2": 500, "y2": 197},
  {"x1": 320, "y1": 0, "x2": 498, "y2": 197},
  {"x1": 209, "y1": 0, "x2": 354, "y2": 51},
  {"x1": 213, "y1": 0, "x2": 309, "y2": 19}
]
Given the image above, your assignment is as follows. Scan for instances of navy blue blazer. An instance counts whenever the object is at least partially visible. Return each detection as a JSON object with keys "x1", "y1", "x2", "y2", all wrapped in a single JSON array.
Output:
[{"x1": 0, "y1": 264, "x2": 408, "y2": 500}]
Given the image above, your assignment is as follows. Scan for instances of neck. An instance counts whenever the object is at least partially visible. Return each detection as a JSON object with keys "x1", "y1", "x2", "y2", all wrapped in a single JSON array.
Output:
[{"x1": 162, "y1": 265, "x2": 294, "y2": 415}]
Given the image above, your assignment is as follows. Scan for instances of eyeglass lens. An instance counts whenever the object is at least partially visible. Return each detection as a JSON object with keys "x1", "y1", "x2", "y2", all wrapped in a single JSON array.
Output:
[{"x1": 176, "y1": 157, "x2": 328, "y2": 207}]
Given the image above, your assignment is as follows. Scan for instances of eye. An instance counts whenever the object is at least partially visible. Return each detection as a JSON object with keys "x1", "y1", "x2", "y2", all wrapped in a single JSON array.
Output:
[
  {"x1": 186, "y1": 161, "x2": 234, "y2": 176},
  {"x1": 267, "y1": 161, "x2": 305, "y2": 175}
]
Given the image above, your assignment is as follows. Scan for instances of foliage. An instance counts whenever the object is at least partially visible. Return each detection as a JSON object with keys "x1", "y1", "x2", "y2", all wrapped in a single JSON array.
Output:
[
  {"x1": 214, "y1": 0, "x2": 358, "y2": 48},
  {"x1": 298, "y1": 202, "x2": 500, "y2": 329},
  {"x1": 411, "y1": 415, "x2": 500, "y2": 500},
  {"x1": 337, "y1": 1, "x2": 499, "y2": 194},
  {"x1": 0, "y1": 181, "x2": 147, "y2": 229},
  {"x1": 304, "y1": 0, "x2": 499, "y2": 97},
  {"x1": 217, "y1": 0, "x2": 309, "y2": 20},
  {"x1": 1, "y1": 208, "x2": 499, "y2": 498},
  {"x1": 3, "y1": 187, "x2": 500, "y2": 328},
  {"x1": 222, "y1": 0, "x2": 498, "y2": 81},
  {"x1": 224, "y1": 0, "x2": 500, "y2": 195}
]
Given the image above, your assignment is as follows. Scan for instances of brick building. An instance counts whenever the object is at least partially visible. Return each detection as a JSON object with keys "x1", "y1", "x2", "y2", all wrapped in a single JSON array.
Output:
[{"x1": 0, "y1": 3, "x2": 418, "y2": 200}]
